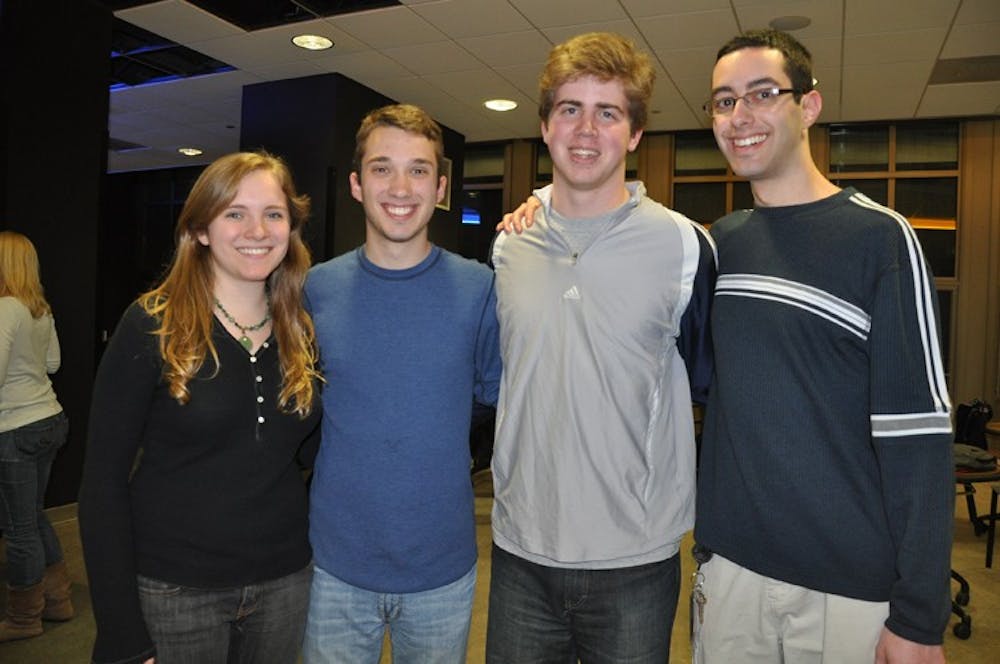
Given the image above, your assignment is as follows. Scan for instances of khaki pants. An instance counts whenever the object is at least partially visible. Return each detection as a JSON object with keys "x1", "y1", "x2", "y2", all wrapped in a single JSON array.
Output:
[{"x1": 692, "y1": 554, "x2": 888, "y2": 664}]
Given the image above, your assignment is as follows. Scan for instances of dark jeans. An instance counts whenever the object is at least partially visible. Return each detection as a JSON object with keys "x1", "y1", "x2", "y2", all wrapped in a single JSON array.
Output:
[
  {"x1": 0, "y1": 411, "x2": 69, "y2": 586},
  {"x1": 486, "y1": 544, "x2": 680, "y2": 664},
  {"x1": 137, "y1": 563, "x2": 312, "y2": 664}
]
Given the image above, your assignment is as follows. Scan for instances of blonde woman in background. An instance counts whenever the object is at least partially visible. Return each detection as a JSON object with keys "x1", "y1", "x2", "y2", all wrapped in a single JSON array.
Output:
[{"x1": 0, "y1": 230, "x2": 73, "y2": 642}]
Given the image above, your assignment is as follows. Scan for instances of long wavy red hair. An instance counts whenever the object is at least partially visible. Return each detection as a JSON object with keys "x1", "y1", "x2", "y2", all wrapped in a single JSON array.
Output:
[{"x1": 139, "y1": 151, "x2": 319, "y2": 416}]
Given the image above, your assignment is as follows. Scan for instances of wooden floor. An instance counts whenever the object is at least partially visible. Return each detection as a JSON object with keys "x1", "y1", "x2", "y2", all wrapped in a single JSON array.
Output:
[{"x1": 2, "y1": 469, "x2": 998, "y2": 663}]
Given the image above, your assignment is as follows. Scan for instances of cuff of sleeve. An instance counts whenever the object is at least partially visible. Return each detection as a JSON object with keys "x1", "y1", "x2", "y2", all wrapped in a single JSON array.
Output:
[{"x1": 885, "y1": 616, "x2": 944, "y2": 646}]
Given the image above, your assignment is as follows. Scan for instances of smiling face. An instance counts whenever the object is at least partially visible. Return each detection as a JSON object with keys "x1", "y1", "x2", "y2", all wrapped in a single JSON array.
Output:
[
  {"x1": 541, "y1": 75, "x2": 642, "y2": 215},
  {"x1": 197, "y1": 168, "x2": 290, "y2": 292},
  {"x1": 710, "y1": 47, "x2": 820, "y2": 190},
  {"x1": 350, "y1": 125, "x2": 446, "y2": 262}
]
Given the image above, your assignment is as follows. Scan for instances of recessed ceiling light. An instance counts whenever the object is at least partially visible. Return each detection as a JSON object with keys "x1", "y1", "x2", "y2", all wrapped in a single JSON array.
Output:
[
  {"x1": 292, "y1": 34, "x2": 334, "y2": 51},
  {"x1": 769, "y1": 15, "x2": 811, "y2": 31},
  {"x1": 484, "y1": 99, "x2": 518, "y2": 112},
  {"x1": 177, "y1": 147, "x2": 203, "y2": 156}
]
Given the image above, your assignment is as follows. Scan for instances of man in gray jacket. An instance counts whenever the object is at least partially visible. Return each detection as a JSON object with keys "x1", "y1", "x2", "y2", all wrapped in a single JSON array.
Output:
[{"x1": 486, "y1": 31, "x2": 716, "y2": 664}]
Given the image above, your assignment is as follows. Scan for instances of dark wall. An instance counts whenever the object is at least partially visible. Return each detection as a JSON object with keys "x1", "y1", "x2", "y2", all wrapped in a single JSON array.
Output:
[
  {"x1": 1, "y1": 0, "x2": 111, "y2": 506},
  {"x1": 241, "y1": 73, "x2": 465, "y2": 262},
  {"x1": 99, "y1": 167, "x2": 204, "y2": 342}
]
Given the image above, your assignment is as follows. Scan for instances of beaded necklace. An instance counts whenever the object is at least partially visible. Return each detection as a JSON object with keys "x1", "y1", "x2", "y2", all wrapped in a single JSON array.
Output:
[{"x1": 214, "y1": 298, "x2": 270, "y2": 350}]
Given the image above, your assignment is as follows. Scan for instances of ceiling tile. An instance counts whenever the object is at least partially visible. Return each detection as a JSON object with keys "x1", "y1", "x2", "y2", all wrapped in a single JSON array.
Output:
[
  {"x1": 953, "y1": 0, "x2": 1000, "y2": 25},
  {"x1": 655, "y1": 47, "x2": 718, "y2": 86},
  {"x1": 381, "y1": 41, "x2": 481, "y2": 75},
  {"x1": 110, "y1": 85, "x2": 168, "y2": 113},
  {"x1": 918, "y1": 81, "x2": 1000, "y2": 117},
  {"x1": 422, "y1": 68, "x2": 525, "y2": 102},
  {"x1": 841, "y1": 62, "x2": 931, "y2": 119},
  {"x1": 542, "y1": 20, "x2": 647, "y2": 47},
  {"x1": 940, "y1": 23, "x2": 1000, "y2": 59},
  {"x1": 796, "y1": 36, "x2": 842, "y2": 72},
  {"x1": 673, "y1": 76, "x2": 712, "y2": 111},
  {"x1": 507, "y1": 0, "x2": 627, "y2": 28},
  {"x1": 411, "y1": 0, "x2": 532, "y2": 38},
  {"x1": 330, "y1": 5, "x2": 446, "y2": 48},
  {"x1": 115, "y1": 0, "x2": 243, "y2": 43},
  {"x1": 845, "y1": 0, "x2": 959, "y2": 34},
  {"x1": 734, "y1": 1, "x2": 843, "y2": 39},
  {"x1": 365, "y1": 75, "x2": 461, "y2": 114},
  {"x1": 312, "y1": 50, "x2": 415, "y2": 80},
  {"x1": 637, "y1": 10, "x2": 741, "y2": 51},
  {"x1": 307, "y1": 19, "x2": 376, "y2": 53},
  {"x1": 456, "y1": 31, "x2": 554, "y2": 68},
  {"x1": 621, "y1": 0, "x2": 731, "y2": 18},
  {"x1": 493, "y1": 62, "x2": 547, "y2": 100},
  {"x1": 137, "y1": 69, "x2": 260, "y2": 102},
  {"x1": 247, "y1": 60, "x2": 326, "y2": 81},
  {"x1": 192, "y1": 32, "x2": 303, "y2": 69},
  {"x1": 109, "y1": 149, "x2": 207, "y2": 174},
  {"x1": 844, "y1": 29, "x2": 947, "y2": 66}
]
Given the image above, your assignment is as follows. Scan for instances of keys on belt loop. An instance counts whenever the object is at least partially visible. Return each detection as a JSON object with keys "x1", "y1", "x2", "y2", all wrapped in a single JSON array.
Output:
[{"x1": 690, "y1": 543, "x2": 712, "y2": 626}]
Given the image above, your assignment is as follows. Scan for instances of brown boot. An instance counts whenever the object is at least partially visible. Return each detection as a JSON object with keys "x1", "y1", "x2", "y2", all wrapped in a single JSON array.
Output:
[
  {"x1": 42, "y1": 560, "x2": 75, "y2": 622},
  {"x1": 0, "y1": 582, "x2": 44, "y2": 642}
]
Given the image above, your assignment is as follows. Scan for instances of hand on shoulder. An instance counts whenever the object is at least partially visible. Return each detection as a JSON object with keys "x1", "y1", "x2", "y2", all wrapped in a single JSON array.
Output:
[{"x1": 495, "y1": 196, "x2": 542, "y2": 234}]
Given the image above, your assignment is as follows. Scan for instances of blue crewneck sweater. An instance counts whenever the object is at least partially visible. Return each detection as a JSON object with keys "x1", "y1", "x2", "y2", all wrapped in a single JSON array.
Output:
[{"x1": 305, "y1": 245, "x2": 501, "y2": 592}]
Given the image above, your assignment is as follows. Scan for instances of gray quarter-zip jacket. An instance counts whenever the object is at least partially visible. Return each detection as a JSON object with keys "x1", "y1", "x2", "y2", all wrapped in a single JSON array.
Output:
[{"x1": 491, "y1": 182, "x2": 715, "y2": 568}]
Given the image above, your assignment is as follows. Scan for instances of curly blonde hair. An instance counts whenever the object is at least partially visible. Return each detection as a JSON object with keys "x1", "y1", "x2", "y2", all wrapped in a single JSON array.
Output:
[{"x1": 139, "y1": 151, "x2": 320, "y2": 416}]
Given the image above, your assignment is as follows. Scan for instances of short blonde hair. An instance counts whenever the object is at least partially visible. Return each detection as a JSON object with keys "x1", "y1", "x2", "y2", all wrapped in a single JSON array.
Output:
[{"x1": 539, "y1": 32, "x2": 655, "y2": 132}]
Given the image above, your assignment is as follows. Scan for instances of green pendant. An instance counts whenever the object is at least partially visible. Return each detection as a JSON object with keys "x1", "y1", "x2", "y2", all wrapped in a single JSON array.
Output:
[{"x1": 239, "y1": 335, "x2": 253, "y2": 350}]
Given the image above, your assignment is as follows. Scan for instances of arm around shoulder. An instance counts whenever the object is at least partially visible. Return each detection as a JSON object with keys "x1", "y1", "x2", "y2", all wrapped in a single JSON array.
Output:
[{"x1": 678, "y1": 226, "x2": 717, "y2": 405}]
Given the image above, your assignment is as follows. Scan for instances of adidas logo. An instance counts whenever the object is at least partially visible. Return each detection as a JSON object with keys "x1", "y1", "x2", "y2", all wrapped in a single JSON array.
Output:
[{"x1": 563, "y1": 285, "x2": 580, "y2": 300}]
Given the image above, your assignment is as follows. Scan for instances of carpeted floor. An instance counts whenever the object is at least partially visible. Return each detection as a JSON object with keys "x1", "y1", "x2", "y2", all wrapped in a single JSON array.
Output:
[{"x1": 2, "y1": 468, "x2": 998, "y2": 663}]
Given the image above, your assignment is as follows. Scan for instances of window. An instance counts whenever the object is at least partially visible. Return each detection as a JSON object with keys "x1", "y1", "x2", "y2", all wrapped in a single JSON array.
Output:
[
  {"x1": 665, "y1": 121, "x2": 959, "y2": 378},
  {"x1": 461, "y1": 143, "x2": 507, "y2": 263},
  {"x1": 671, "y1": 130, "x2": 746, "y2": 224}
]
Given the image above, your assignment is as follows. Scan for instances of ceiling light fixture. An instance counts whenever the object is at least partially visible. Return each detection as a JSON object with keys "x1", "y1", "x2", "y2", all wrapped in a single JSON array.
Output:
[
  {"x1": 177, "y1": 147, "x2": 203, "y2": 156},
  {"x1": 769, "y1": 15, "x2": 811, "y2": 31},
  {"x1": 484, "y1": 99, "x2": 518, "y2": 112},
  {"x1": 292, "y1": 34, "x2": 334, "y2": 51}
]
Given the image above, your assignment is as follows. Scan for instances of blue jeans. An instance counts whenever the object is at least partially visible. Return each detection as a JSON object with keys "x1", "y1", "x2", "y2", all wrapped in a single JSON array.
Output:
[
  {"x1": 137, "y1": 563, "x2": 312, "y2": 664},
  {"x1": 303, "y1": 563, "x2": 476, "y2": 664},
  {"x1": 0, "y1": 411, "x2": 69, "y2": 587},
  {"x1": 486, "y1": 544, "x2": 680, "y2": 664}
]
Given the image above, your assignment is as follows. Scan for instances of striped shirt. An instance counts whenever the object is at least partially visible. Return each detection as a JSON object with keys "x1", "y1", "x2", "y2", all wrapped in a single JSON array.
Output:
[{"x1": 695, "y1": 188, "x2": 953, "y2": 645}]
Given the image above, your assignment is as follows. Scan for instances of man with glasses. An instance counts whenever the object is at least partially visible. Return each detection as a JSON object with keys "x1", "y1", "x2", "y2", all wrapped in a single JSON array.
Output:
[
  {"x1": 499, "y1": 28, "x2": 952, "y2": 664},
  {"x1": 693, "y1": 29, "x2": 952, "y2": 664}
]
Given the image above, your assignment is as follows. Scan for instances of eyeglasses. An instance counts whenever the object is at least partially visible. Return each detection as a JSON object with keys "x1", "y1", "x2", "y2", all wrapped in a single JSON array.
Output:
[{"x1": 702, "y1": 87, "x2": 802, "y2": 118}]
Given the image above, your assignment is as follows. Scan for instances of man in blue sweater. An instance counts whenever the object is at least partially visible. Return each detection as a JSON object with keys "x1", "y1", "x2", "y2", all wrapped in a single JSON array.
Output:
[
  {"x1": 693, "y1": 29, "x2": 952, "y2": 664},
  {"x1": 303, "y1": 104, "x2": 501, "y2": 664}
]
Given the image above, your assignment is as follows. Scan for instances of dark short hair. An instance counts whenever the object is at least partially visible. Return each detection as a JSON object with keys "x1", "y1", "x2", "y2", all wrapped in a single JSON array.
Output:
[{"x1": 716, "y1": 28, "x2": 814, "y2": 99}]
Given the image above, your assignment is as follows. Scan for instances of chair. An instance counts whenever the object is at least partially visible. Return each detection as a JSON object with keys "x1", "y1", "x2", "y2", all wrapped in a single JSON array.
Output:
[
  {"x1": 951, "y1": 452, "x2": 1000, "y2": 639},
  {"x1": 987, "y1": 483, "x2": 999, "y2": 568}
]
